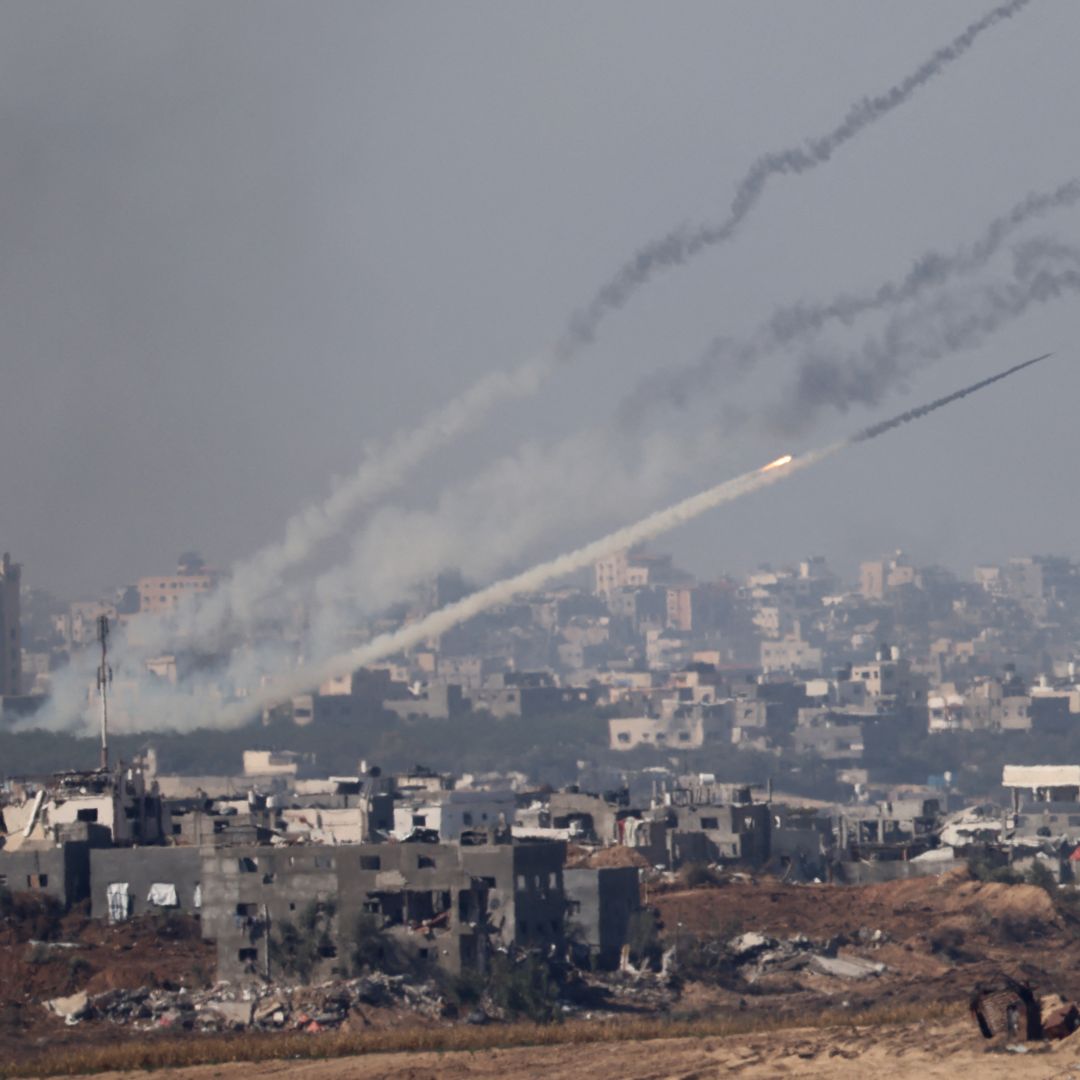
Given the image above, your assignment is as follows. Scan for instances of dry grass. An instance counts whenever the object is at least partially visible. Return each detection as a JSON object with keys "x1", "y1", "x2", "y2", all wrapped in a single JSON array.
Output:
[{"x1": 3, "y1": 1000, "x2": 964, "y2": 1078}]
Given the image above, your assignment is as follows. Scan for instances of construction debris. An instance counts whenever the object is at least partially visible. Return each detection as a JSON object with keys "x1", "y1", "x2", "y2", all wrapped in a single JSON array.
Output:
[{"x1": 44, "y1": 972, "x2": 451, "y2": 1032}]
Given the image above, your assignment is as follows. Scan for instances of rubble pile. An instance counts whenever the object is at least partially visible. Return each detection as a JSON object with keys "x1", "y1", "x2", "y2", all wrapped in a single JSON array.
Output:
[
  {"x1": 728, "y1": 929, "x2": 889, "y2": 983},
  {"x1": 45, "y1": 972, "x2": 449, "y2": 1033}
]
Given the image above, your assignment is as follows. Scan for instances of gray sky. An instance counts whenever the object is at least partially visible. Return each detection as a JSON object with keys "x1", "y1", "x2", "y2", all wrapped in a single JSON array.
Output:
[{"x1": 1, "y1": 1, "x2": 1077, "y2": 601}]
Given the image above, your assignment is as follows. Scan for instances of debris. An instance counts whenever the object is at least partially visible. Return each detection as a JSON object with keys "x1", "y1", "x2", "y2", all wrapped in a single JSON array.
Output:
[
  {"x1": 970, "y1": 976, "x2": 1042, "y2": 1041},
  {"x1": 727, "y1": 932, "x2": 774, "y2": 960},
  {"x1": 808, "y1": 955, "x2": 886, "y2": 980},
  {"x1": 44, "y1": 991, "x2": 89, "y2": 1024},
  {"x1": 1042, "y1": 994, "x2": 1080, "y2": 1040}
]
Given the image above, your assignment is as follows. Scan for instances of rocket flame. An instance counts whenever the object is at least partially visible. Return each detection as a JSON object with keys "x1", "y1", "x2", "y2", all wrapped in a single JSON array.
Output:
[{"x1": 761, "y1": 454, "x2": 793, "y2": 472}]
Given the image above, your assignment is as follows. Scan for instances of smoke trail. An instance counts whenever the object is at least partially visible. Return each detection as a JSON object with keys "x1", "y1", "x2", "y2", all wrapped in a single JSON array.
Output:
[
  {"x1": 131, "y1": 357, "x2": 547, "y2": 654},
  {"x1": 218, "y1": 352, "x2": 1047, "y2": 726},
  {"x1": 564, "y1": 0, "x2": 1035, "y2": 350},
  {"x1": 778, "y1": 240, "x2": 1078, "y2": 430},
  {"x1": 851, "y1": 352, "x2": 1050, "y2": 442},
  {"x1": 619, "y1": 179, "x2": 1080, "y2": 421},
  {"x1": 139, "y1": 0, "x2": 1034, "y2": 655},
  {"x1": 301, "y1": 232, "x2": 1076, "y2": 633}
]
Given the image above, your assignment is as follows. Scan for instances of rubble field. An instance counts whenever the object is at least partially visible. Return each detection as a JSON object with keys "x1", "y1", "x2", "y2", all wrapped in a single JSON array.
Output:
[
  {"x1": 650, "y1": 867, "x2": 1080, "y2": 1019},
  {"x1": 6, "y1": 867, "x2": 1080, "y2": 1075}
]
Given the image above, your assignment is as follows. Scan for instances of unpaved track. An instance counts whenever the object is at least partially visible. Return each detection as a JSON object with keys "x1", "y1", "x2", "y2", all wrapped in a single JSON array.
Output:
[{"x1": 52, "y1": 1022, "x2": 1080, "y2": 1080}]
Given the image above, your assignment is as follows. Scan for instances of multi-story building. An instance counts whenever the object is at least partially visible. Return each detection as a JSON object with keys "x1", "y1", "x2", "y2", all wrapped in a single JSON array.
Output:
[
  {"x1": 0, "y1": 553, "x2": 21, "y2": 696},
  {"x1": 201, "y1": 839, "x2": 567, "y2": 982},
  {"x1": 137, "y1": 557, "x2": 219, "y2": 615}
]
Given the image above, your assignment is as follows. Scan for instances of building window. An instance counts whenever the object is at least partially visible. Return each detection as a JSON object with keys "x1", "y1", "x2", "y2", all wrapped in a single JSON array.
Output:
[
  {"x1": 359, "y1": 855, "x2": 381, "y2": 871},
  {"x1": 314, "y1": 855, "x2": 335, "y2": 869},
  {"x1": 700, "y1": 817, "x2": 719, "y2": 829},
  {"x1": 238, "y1": 948, "x2": 257, "y2": 963},
  {"x1": 412, "y1": 814, "x2": 427, "y2": 827},
  {"x1": 76, "y1": 808, "x2": 99, "y2": 822},
  {"x1": 418, "y1": 856, "x2": 436, "y2": 869},
  {"x1": 238, "y1": 857, "x2": 258, "y2": 873}
]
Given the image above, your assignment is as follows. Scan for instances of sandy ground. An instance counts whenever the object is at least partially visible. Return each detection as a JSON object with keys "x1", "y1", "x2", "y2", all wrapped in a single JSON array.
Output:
[{"x1": 51, "y1": 1021, "x2": 1080, "y2": 1080}]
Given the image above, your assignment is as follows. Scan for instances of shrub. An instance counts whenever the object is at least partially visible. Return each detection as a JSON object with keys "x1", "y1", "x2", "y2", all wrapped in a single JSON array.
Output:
[
  {"x1": 1026, "y1": 860, "x2": 1058, "y2": 894},
  {"x1": 928, "y1": 924, "x2": 971, "y2": 961},
  {"x1": 486, "y1": 953, "x2": 560, "y2": 1023}
]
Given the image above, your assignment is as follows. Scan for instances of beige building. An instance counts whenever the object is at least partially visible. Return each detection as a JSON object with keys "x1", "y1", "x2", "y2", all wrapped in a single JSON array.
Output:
[
  {"x1": 0, "y1": 553, "x2": 21, "y2": 696},
  {"x1": 859, "y1": 553, "x2": 921, "y2": 599},
  {"x1": 138, "y1": 565, "x2": 219, "y2": 615}
]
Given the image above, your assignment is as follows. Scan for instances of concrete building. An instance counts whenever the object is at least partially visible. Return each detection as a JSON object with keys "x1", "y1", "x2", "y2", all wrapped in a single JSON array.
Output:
[
  {"x1": 137, "y1": 559, "x2": 219, "y2": 616},
  {"x1": 90, "y1": 846, "x2": 203, "y2": 921},
  {"x1": 0, "y1": 553, "x2": 21, "y2": 696},
  {"x1": 201, "y1": 839, "x2": 567, "y2": 983},
  {"x1": 2, "y1": 766, "x2": 168, "y2": 847},
  {"x1": 564, "y1": 865, "x2": 640, "y2": 968},
  {"x1": 608, "y1": 713, "x2": 721, "y2": 752},
  {"x1": 391, "y1": 789, "x2": 516, "y2": 841}
]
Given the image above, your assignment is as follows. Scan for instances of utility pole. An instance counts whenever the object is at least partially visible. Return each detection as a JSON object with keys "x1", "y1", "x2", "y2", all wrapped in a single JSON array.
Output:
[{"x1": 97, "y1": 614, "x2": 112, "y2": 772}]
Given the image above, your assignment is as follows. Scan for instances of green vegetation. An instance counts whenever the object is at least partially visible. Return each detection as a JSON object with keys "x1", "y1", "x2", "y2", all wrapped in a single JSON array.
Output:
[{"x1": 485, "y1": 953, "x2": 561, "y2": 1023}]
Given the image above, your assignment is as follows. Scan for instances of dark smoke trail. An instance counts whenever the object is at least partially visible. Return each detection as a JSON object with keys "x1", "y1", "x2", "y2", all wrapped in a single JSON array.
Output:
[
  {"x1": 850, "y1": 352, "x2": 1051, "y2": 442},
  {"x1": 779, "y1": 242, "x2": 1078, "y2": 430},
  {"x1": 618, "y1": 179, "x2": 1079, "y2": 423},
  {"x1": 562, "y1": 0, "x2": 1035, "y2": 354},
  {"x1": 221, "y1": 351, "x2": 1049, "y2": 721}
]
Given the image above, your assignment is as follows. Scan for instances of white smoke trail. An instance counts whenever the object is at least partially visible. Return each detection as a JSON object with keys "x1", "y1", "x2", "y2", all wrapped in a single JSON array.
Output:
[
  {"x1": 304, "y1": 229, "x2": 1078, "y2": 644},
  {"x1": 219, "y1": 350, "x2": 1047, "y2": 724},
  {"x1": 134, "y1": 0, "x2": 1034, "y2": 657},
  {"x1": 217, "y1": 448, "x2": 835, "y2": 726},
  {"x1": 128, "y1": 358, "x2": 547, "y2": 655}
]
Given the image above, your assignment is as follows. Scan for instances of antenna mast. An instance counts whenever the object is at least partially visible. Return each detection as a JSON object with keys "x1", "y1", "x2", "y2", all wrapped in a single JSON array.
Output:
[{"x1": 96, "y1": 614, "x2": 112, "y2": 772}]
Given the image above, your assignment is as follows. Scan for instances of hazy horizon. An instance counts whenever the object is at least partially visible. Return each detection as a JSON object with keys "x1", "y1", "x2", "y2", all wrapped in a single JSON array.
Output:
[{"x1": 2, "y1": 1, "x2": 1077, "y2": 607}]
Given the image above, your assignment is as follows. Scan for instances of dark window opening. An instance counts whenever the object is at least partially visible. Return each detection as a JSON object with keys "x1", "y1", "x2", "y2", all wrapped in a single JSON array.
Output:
[{"x1": 360, "y1": 855, "x2": 381, "y2": 870}]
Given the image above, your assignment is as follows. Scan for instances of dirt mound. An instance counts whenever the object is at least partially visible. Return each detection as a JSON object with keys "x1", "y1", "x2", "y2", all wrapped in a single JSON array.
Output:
[{"x1": 566, "y1": 846, "x2": 649, "y2": 869}]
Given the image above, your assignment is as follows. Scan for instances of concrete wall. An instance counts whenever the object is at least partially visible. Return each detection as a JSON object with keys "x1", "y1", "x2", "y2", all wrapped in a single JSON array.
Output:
[
  {"x1": 836, "y1": 857, "x2": 965, "y2": 884},
  {"x1": 89, "y1": 846, "x2": 202, "y2": 920},
  {"x1": 0, "y1": 844, "x2": 84, "y2": 907},
  {"x1": 564, "y1": 865, "x2": 639, "y2": 967}
]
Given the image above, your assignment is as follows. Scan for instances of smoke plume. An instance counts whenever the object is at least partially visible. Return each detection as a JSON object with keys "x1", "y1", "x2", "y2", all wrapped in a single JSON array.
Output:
[
  {"x1": 563, "y1": 0, "x2": 1035, "y2": 351},
  {"x1": 774, "y1": 239, "x2": 1078, "y2": 431},
  {"x1": 619, "y1": 179, "x2": 1079, "y2": 421},
  {"x1": 220, "y1": 351, "x2": 1047, "y2": 725},
  {"x1": 141, "y1": 0, "x2": 1034, "y2": 657}
]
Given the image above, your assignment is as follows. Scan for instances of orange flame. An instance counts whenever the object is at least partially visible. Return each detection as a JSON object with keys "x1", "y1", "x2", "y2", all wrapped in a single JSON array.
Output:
[{"x1": 760, "y1": 454, "x2": 793, "y2": 472}]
